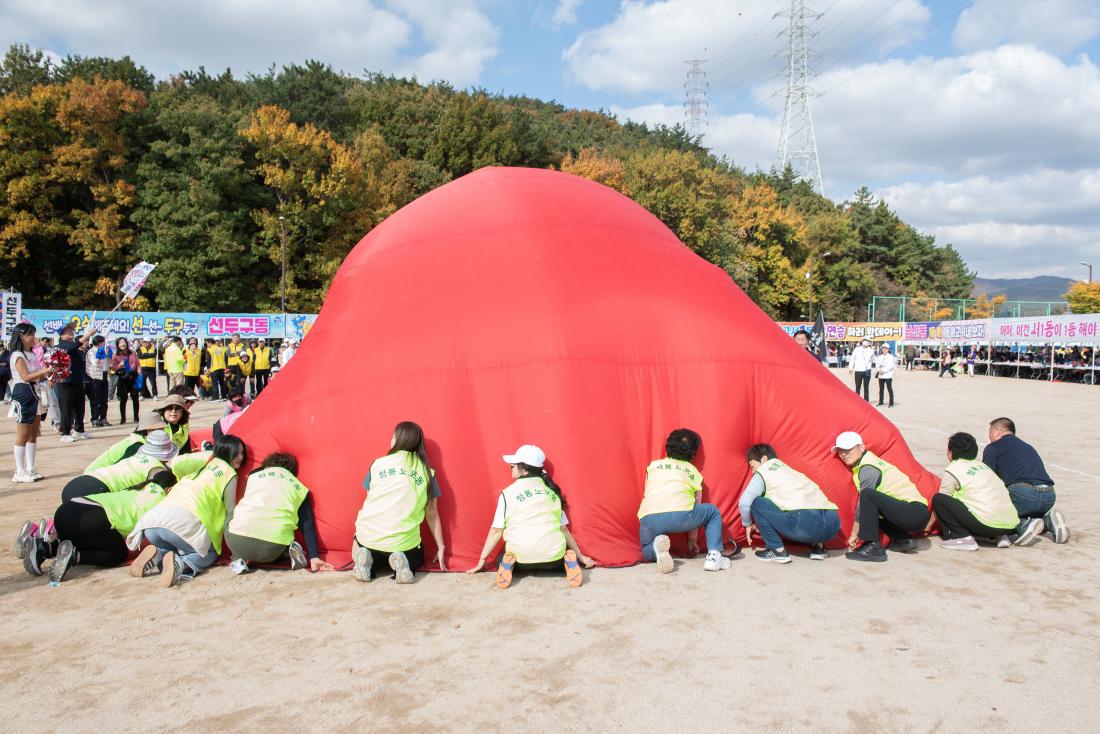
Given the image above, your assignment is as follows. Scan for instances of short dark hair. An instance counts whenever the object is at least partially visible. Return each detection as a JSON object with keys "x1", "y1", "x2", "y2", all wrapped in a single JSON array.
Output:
[
  {"x1": 948, "y1": 432, "x2": 979, "y2": 460},
  {"x1": 149, "y1": 470, "x2": 178, "y2": 489},
  {"x1": 746, "y1": 443, "x2": 777, "y2": 463},
  {"x1": 989, "y1": 417, "x2": 1016, "y2": 434},
  {"x1": 260, "y1": 451, "x2": 298, "y2": 475},
  {"x1": 665, "y1": 428, "x2": 701, "y2": 461}
]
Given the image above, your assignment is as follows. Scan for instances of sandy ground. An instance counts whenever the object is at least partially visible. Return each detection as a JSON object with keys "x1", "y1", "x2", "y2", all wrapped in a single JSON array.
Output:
[{"x1": 1, "y1": 371, "x2": 1098, "y2": 732}]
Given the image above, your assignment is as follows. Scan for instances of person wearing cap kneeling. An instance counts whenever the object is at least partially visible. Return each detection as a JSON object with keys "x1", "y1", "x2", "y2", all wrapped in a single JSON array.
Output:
[
  {"x1": 637, "y1": 428, "x2": 732, "y2": 573},
  {"x1": 926, "y1": 432, "x2": 1020, "y2": 551},
  {"x1": 61, "y1": 428, "x2": 179, "y2": 502},
  {"x1": 832, "y1": 431, "x2": 929, "y2": 562},
  {"x1": 127, "y1": 435, "x2": 246, "y2": 588},
  {"x1": 153, "y1": 393, "x2": 193, "y2": 454},
  {"x1": 226, "y1": 451, "x2": 334, "y2": 574},
  {"x1": 467, "y1": 444, "x2": 595, "y2": 588},
  {"x1": 739, "y1": 443, "x2": 840, "y2": 563},
  {"x1": 352, "y1": 421, "x2": 447, "y2": 583}
]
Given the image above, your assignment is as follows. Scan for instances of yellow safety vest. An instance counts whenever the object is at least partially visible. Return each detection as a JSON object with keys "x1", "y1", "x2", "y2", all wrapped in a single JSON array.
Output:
[
  {"x1": 756, "y1": 458, "x2": 838, "y2": 512},
  {"x1": 227, "y1": 343, "x2": 243, "y2": 367},
  {"x1": 237, "y1": 355, "x2": 253, "y2": 376},
  {"x1": 852, "y1": 451, "x2": 925, "y2": 504},
  {"x1": 944, "y1": 459, "x2": 1019, "y2": 530},
  {"x1": 501, "y1": 476, "x2": 566, "y2": 564},
  {"x1": 138, "y1": 347, "x2": 157, "y2": 369},
  {"x1": 207, "y1": 345, "x2": 227, "y2": 371},
  {"x1": 89, "y1": 453, "x2": 167, "y2": 492},
  {"x1": 85, "y1": 433, "x2": 145, "y2": 472},
  {"x1": 183, "y1": 347, "x2": 202, "y2": 376},
  {"x1": 167, "y1": 422, "x2": 190, "y2": 451},
  {"x1": 354, "y1": 451, "x2": 432, "y2": 553},
  {"x1": 89, "y1": 483, "x2": 168, "y2": 535},
  {"x1": 228, "y1": 467, "x2": 309, "y2": 547},
  {"x1": 637, "y1": 458, "x2": 701, "y2": 519},
  {"x1": 163, "y1": 343, "x2": 185, "y2": 374},
  {"x1": 253, "y1": 347, "x2": 271, "y2": 370},
  {"x1": 170, "y1": 450, "x2": 211, "y2": 480},
  {"x1": 160, "y1": 457, "x2": 237, "y2": 554}
]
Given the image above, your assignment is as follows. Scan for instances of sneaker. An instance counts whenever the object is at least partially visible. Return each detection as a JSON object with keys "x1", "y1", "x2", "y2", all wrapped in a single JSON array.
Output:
[
  {"x1": 495, "y1": 551, "x2": 516, "y2": 589},
  {"x1": 229, "y1": 558, "x2": 251, "y2": 575},
  {"x1": 22, "y1": 537, "x2": 48, "y2": 576},
  {"x1": 389, "y1": 551, "x2": 414, "y2": 584},
  {"x1": 78, "y1": 432, "x2": 92, "y2": 440},
  {"x1": 39, "y1": 517, "x2": 56, "y2": 543},
  {"x1": 27, "y1": 470, "x2": 43, "y2": 481},
  {"x1": 996, "y1": 535, "x2": 1011, "y2": 549},
  {"x1": 888, "y1": 536, "x2": 918, "y2": 553},
  {"x1": 1013, "y1": 517, "x2": 1045, "y2": 547},
  {"x1": 721, "y1": 540, "x2": 743, "y2": 558},
  {"x1": 13, "y1": 520, "x2": 37, "y2": 557},
  {"x1": 754, "y1": 548, "x2": 792, "y2": 564},
  {"x1": 652, "y1": 534, "x2": 674, "y2": 574},
  {"x1": 809, "y1": 544, "x2": 828, "y2": 561},
  {"x1": 11, "y1": 471, "x2": 33, "y2": 483},
  {"x1": 703, "y1": 549, "x2": 732, "y2": 571},
  {"x1": 288, "y1": 541, "x2": 307, "y2": 571},
  {"x1": 564, "y1": 549, "x2": 584, "y2": 587},
  {"x1": 59, "y1": 435, "x2": 75, "y2": 444},
  {"x1": 130, "y1": 545, "x2": 161, "y2": 578},
  {"x1": 160, "y1": 551, "x2": 184, "y2": 588},
  {"x1": 941, "y1": 537, "x2": 979, "y2": 551},
  {"x1": 845, "y1": 542, "x2": 887, "y2": 562},
  {"x1": 49, "y1": 540, "x2": 76, "y2": 582},
  {"x1": 351, "y1": 543, "x2": 373, "y2": 582},
  {"x1": 1044, "y1": 509, "x2": 1069, "y2": 544}
]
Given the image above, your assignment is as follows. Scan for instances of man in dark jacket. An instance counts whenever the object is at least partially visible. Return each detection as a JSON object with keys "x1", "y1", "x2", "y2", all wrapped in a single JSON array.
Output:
[
  {"x1": 983, "y1": 417, "x2": 1069, "y2": 545},
  {"x1": 56, "y1": 322, "x2": 95, "y2": 442}
]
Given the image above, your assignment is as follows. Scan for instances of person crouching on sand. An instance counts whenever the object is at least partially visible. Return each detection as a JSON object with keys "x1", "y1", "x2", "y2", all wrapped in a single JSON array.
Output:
[{"x1": 466, "y1": 444, "x2": 595, "y2": 588}]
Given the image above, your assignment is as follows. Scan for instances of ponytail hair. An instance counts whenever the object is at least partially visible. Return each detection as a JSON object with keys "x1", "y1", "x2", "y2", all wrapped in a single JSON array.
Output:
[{"x1": 516, "y1": 462, "x2": 565, "y2": 507}]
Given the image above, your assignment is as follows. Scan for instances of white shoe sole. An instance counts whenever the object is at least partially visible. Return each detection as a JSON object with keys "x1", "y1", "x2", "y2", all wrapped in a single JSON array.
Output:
[
  {"x1": 653, "y1": 535, "x2": 674, "y2": 574},
  {"x1": 1046, "y1": 510, "x2": 1069, "y2": 544},
  {"x1": 389, "y1": 552, "x2": 414, "y2": 584},
  {"x1": 131, "y1": 545, "x2": 159, "y2": 578},
  {"x1": 352, "y1": 544, "x2": 372, "y2": 582},
  {"x1": 13, "y1": 521, "x2": 34, "y2": 558},
  {"x1": 1013, "y1": 518, "x2": 1045, "y2": 547}
]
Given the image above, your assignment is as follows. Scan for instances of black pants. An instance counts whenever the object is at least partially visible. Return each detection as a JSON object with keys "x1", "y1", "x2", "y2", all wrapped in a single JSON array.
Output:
[
  {"x1": 357, "y1": 542, "x2": 424, "y2": 580},
  {"x1": 60, "y1": 475, "x2": 110, "y2": 503},
  {"x1": 853, "y1": 370, "x2": 871, "y2": 400},
  {"x1": 254, "y1": 369, "x2": 270, "y2": 394},
  {"x1": 185, "y1": 375, "x2": 200, "y2": 394},
  {"x1": 0, "y1": 373, "x2": 10, "y2": 400},
  {"x1": 141, "y1": 367, "x2": 158, "y2": 397},
  {"x1": 210, "y1": 369, "x2": 227, "y2": 400},
  {"x1": 877, "y1": 378, "x2": 894, "y2": 406},
  {"x1": 857, "y1": 488, "x2": 929, "y2": 542},
  {"x1": 503, "y1": 555, "x2": 566, "y2": 574},
  {"x1": 87, "y1": 377, "x2": 108, "y2": 421},
  {"x1": 54, "y1": 501, "x2": 129, "y2": 567},
  {"x1": 116, "y1": 374, "x2": 139, "y2": 422},
  {"x1": 932, "y1": 494, "x2": 1006, "y2": 541},
  {"x1": 58, "y1": 381, "x2": 86, "y2": 434},
  {"x1": 939, "y1": 363, "x2": 955, "y2": 377}
]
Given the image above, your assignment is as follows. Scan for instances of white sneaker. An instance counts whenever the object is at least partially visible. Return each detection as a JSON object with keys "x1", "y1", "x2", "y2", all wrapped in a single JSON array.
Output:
[
  {"x1": 78, "y1": 432, "x2": 92, "y2": 440},
  {"x1": 11, "y1": 472, "x2": 33, "y2": 483},
  {"x1": 26, "y1": 470, "x2": 42, "y2": 481},
  {"x1": 229, "y1": 558, "x2": 250, "y2": 575},
  {"x1": 59, "y1": 435, "x2": 75, "y2": 443},
  {"x1": 703, "y1": 550, "x2": 731, "y2": 571},
  {"x1": 652, "y1": 534, "x2": 674, "y2": 574},
  {"x1": 995, "y1": 535, "x2": 1011, "y2": 549}
]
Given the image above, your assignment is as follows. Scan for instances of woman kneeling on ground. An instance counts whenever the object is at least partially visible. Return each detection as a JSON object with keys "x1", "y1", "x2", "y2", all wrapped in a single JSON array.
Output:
[
  {"x1": 466, "y1": 444, "x2": 595, "y2": 589},
  {"x1": 62, "y1": 429, "x2": 178, "y2": 501},
  {"x1": 352, "y1": 421, "x2": 446, "y2": 583},
  {"x1": 225, "y1": 451, "x2": 334, "y2": 574},
  {"x1": 127, "y1": 435, "x2": 246, "y2": 588}
]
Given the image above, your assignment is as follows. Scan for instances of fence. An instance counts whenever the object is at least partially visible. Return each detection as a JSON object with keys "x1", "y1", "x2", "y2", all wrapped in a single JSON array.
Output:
[{"x1": 867, "y1": 295, "x2": 1069, "y2": 322}]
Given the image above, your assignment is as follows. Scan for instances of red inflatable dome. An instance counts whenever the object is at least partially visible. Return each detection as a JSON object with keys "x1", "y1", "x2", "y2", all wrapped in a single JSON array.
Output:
[{"x1": 230, "y1": 167, "x2": 939, "y2": 568}]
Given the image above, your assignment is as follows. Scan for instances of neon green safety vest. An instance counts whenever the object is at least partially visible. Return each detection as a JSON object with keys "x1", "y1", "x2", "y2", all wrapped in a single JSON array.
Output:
[
  {"x1": 164, "y1": 344, "x2": 185, "y2": 374},
  {"x1": 944, "y1": 459, "x2": 1020, "y2": 530},
  {"x1": 89, "y1": 453, "x2": 167, "y2": 493},
  {"x1": 170, "y1": 450, "x2": 211, "y2": 480},
  {"x1": 756, "y1": 458, "x2": 838, "y2": 512},
  {"x1": 852, "y1": 450, "x2": 925, "y2": 504},
  {"x1": 228, "y1": 467, "x2": 309, "y2": 547},
  {"x1": 159, "y1": 457, "x2": 237, "y2": 554},
  {"x1": 89, "y1": 483, "x2": 168, "y2": 536},
  {"x1": 166, "y1": 422, "x2": 190, "y2": 451},
  {"x1": 637, "y1": 457, "x2": 702, "y2": 519},
  {"x1": 85, "y1": 434, "x2": 145, "y2": 473},
  {"x1": 354, "y1": 451, "x2": 432, "y2": 553},
  {"x1": 502, "y1": 476, "x2": 566, "y2": 564}
]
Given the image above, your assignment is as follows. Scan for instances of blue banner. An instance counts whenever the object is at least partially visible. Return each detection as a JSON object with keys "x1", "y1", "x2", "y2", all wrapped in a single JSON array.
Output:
[{"x1": 21, "y1": 309, "x2": 318, "y2": 341}]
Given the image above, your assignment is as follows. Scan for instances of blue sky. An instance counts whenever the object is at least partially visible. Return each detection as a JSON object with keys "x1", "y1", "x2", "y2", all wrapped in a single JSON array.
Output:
[{"x1": 3, "y1": 0, "x2": 1099, "y2": 281}]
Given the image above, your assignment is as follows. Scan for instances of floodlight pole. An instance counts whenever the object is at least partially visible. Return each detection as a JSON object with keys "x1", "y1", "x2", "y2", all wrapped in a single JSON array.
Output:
[{"x1": 279, "y1": 216, "x2": 288, "y2": 313}]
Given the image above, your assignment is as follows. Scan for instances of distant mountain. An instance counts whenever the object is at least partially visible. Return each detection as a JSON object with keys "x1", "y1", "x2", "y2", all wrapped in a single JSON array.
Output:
[{"x1": 972, "y1": 276, "x2": 1074, "y2": 302}]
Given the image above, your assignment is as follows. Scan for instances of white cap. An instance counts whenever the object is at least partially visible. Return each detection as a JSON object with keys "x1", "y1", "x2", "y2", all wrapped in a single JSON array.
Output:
[
  {"x1": 502, "y1": 444, "x2": 545, "y2": 468},
  {"x1": 832, "y1": 431, "x2": 863, "y2": 452}
]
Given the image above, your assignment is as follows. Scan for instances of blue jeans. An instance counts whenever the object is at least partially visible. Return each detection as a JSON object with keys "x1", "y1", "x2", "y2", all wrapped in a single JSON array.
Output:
[
  {"x1": 750, "y1": 497, "x2": 841, "y2": 549},
  {"x1": 143, "y1": 527, "x2": 219, "y2": 576},
  {"x1": 1007, "y1": 483, "x2": 1056, "y2": 535},
  {"x1": 639, "y1": 504, "x2": 725, "y2": 561}
]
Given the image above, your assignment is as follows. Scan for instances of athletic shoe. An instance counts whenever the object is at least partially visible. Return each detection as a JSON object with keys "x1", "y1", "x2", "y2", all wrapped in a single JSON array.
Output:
[
  {"x1": 809, "y1": 544, "x2": 828, "y2": 561},
  {"x1": 754, "y1": 548, "x2": 792, "y2": 564},
  {"x1": 888, "y1": 536, "x2": 918, "y2": 553},
  {"x1": 1044, "y1": 509, "x2": 1070, "y2": 544},
  {"x1": 11, "y1": 472, "x2": 33, "y2": 483},
  {"x1": 160, "y1": 551, "x2": 183, "y2": 588},
  {"x1": 78, "y1": 432, "x2": 92, "y2": 440},
  {"x1": 564, "y1": 549, "x2": 584, "y2": 587},
  {"x1": 721, "y1": 540, "x2": 742, "y2": 558},
  {"x1": 288, "y1": 541, "x2": 307, "y2": 571},
  {"x1": 27, "y1": 470, "x2": 43, "y2": 481},
  {"x1": 39, "y1": 517, "x2": 56, "y2": 543},
  {"x1": 652, "y1": 534, "x2": 674, "y2": 574},
  {"x1": 1013, "y1": 517, "x2": 1045, "y2": 547},
  {"x1": 130, "y1": 545, "x2": 161, "y2": 578},
  {"x1": 996, "y1": 535, "x2": 1011, "y2": 549},
  {"x1": 13, "y1": 520, "x2": 37, "y2": 557},
  {"x1": 21, "y1": 537, "x2": 47, "y2": 576},
  {"x1": 229, "y1": 559, "x2": 250, "y2": 575},
  {"x1": 845, "y1": 542, "x2": 887, "y2": 562},
  {"x1": 941, "y1": 537, "x2": 979, "y2": 551},
  {"x1": 703, "y1": 549, "x2": 731, "y2": 571},
  {"x1": 59, "y1": 435, "x2": 74, "y2": 444},
  {"x1": 49, "y1": 540, "x2": 76, "y2": 582},
  {"x1": 495, "y1": 551, "x2": 516, "y2": 589},
  {"x1": 389, "y1": 551, "x2": 414, "y2": 584},
  {"x1": 351, "y1": 543, "x2": 373, "y2": 582}
]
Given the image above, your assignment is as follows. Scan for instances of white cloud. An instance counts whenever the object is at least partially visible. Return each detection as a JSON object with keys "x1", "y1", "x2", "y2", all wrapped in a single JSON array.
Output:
[
  {"x1": 563, "y1": 0, "x2": 930, "y2": 95},
  {"x1": 0, "y1": 0, "x2": 499, "y2": 85},
  {"x1": 954, "y1": 0, "x2": 1100, "y2": 54},
  {"x1": 552, "y1": 0, "x2": 583, "y2": 28}
]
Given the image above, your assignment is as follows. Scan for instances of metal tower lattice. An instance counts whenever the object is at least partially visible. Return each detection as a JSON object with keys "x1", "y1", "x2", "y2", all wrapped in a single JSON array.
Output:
[
  {"x1": 683, "y1": 58, "x2": 709, "y2": 144},
  {"x1": 776, "y1": 0, "x2": 824, "y2": 195}
]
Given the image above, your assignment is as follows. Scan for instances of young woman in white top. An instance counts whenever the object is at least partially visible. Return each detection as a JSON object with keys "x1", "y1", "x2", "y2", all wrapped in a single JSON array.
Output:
[
  {"x1": 873, "y1": 345, "x2": 898, "y2": 407},
  {"x1": 7, "y1": 323, "x2": 51, "y2": 483}
]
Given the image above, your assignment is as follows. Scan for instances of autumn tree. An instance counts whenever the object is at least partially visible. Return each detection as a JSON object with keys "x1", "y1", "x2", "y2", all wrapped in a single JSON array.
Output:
[
  {"x1": 1065, "y1": 281, "x2": 1100, "y2": 314},
  {"x1": 560, "y1": 147, "x2": 625, "y2": 192}
]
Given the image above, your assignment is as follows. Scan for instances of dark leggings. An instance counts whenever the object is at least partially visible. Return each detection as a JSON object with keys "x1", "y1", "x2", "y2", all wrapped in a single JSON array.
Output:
[
  {"x1": 877, "y1": 378, "x2": 894, "y2": 406},
  {"x1": 61, "y1": 475, "x2": 110, "y2": 502},
  {"x1": 857, "y1": 488, "x2": 929, "y2": 542},
  {"x1": 357, "y1": 542, "x2": 424, "y2": 580},
  {"x1": 254, "y1": 370, "x2": 270, "y2": 394},
  {"x1": 505, "y1": 555, "x2": 566, "y2": 574},
  {"x1": 53, "y1": 501, "x2": 129, "y2": 567},
  {"x1": 117, "y1": 375, "x2": 139, "y2": 422},
  {"x1": 932, "y1": 493, "x2": 1007, "y2": 540}
]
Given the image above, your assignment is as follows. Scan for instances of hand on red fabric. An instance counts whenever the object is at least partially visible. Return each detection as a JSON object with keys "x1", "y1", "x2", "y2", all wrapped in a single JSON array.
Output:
[
  {"x1": 310, "y1": 558, "x2": 335, "y2": 572},
  {"x1": 466, "y1": 559, "x2": 486, "y2": 574},
  {"x1": 435, "y1": 547, "x2": 447, "y2": 571},
  {"x1": 579, "y1": 554, "x2": 596, "y2": 569}
]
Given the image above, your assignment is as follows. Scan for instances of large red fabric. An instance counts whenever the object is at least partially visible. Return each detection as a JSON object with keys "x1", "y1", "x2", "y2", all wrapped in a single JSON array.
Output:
[{"x1": 229, "y1": 167, "x2": 939, "y2": 568}]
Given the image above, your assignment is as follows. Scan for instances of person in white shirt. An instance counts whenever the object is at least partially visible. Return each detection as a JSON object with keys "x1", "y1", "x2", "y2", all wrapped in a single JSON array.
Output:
[
  {"x1": 873, "y1": 345, "x2": 898, "y2": 407},
  {"x1": 848, "y1": 339, "x2": 875, "y2": 401}
]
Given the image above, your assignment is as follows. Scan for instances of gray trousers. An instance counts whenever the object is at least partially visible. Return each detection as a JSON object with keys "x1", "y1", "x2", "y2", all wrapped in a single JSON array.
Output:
[{"x1": 225, "y1": 530, "x2": 287, "y2": 563}]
